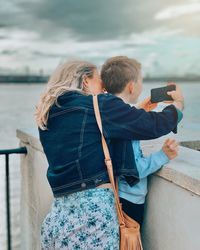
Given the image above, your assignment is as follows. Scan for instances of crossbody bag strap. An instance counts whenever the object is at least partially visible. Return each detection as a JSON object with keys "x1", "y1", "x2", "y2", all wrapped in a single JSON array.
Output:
[{"x1": 93, "y1": 94, "x2": 124, "y2": 226}]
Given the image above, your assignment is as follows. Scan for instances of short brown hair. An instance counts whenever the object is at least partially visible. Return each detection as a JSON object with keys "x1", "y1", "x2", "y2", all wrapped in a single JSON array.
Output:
[{"x1": 101, "y1": 56, "x2": 141, "y2": 94}]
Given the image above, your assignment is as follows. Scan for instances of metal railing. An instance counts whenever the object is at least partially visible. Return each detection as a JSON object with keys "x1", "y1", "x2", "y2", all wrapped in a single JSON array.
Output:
[{"x1": 0, "y1": 147, "x2": 27, "y2": 250}]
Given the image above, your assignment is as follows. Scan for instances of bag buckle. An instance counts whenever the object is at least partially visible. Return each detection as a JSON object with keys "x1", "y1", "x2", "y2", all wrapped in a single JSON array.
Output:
[{"x1": 105, "y1": 158, "x2": 112, "y2": 166}]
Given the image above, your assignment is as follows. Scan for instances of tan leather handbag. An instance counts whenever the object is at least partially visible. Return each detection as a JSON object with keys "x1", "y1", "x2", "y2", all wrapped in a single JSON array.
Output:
[{"x1": 93, "y1": 95, "x2": 143, "y2": 250}]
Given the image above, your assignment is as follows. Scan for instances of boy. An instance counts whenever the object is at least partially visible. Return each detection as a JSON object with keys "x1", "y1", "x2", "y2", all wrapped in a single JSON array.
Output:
[{"x1": 101, "y1": 56, "x2": 182, "y2": 225}]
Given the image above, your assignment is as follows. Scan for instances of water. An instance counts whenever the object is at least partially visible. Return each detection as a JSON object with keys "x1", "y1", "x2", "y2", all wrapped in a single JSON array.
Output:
[{"x1": 0, "y1": 82, "x2": 200, "y2": 249}]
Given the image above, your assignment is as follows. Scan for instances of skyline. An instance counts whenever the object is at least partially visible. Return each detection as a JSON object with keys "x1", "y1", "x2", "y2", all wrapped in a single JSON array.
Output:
[{"x1": 0, "y1": 0, "x2": 200, "y2": 77}]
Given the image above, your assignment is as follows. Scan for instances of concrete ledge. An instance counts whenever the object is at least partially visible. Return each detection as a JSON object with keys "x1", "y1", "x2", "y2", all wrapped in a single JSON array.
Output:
[
  {"x1": 141, "y1": 141, "x2": 200, "y2": 196},
  {"x1": 180, "y1": 140, "x2": 200, "y2": 151},
  {"x1": 16, "y1": 128, "x2": 43, "y2": 152},
  {"x1": 16, "y1": 128, "x2": 200, "y2": 250},
  {"x1": 16, "y1": 128, "x2": 52, "y2": 250},
  {"x1": 17, "y1": 128, "x2": 200, "y2": 197},
  {"x1": 142, "y1": 175, "x2": 200, "y2": 250}
]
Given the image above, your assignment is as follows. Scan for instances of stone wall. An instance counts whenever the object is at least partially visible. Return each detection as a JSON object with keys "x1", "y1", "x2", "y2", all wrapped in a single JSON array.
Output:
[{"x1": 17, "y1": 129, "x2": 200, "y2": 250}]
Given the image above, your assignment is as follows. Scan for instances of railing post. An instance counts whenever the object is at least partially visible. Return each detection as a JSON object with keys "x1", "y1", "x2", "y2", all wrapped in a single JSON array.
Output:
[
  {"x1": 0, "y1": 147, "x2": 27, "y2": 250},
  {"x1": 5, "y1": 154, "x2": 11, "y2": 250}
]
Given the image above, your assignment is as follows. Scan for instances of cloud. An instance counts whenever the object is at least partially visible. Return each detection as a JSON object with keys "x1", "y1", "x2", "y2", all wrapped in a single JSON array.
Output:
[
  {"x1": 0, "y1": 26, "x2": 186, "y2": 75},
  {"x1": 0, "y1": 0, "x2": 199, "y2": 77},
  {"x1": 1, "y1": 0, "x2": 199, "y2": 42},
  {"x1": 0, "y1": 0, "x2": 173, "y2": 41},
  {"x1": 15, "y1": 0, "x2": 150, "y2": 41},
  {"x1": 155, "y1": 2, "x2": 200, "y2": 20}
]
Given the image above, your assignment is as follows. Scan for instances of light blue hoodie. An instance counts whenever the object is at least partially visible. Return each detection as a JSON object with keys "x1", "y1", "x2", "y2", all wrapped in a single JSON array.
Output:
[{"x1": 118, "y1": 140, "x2": 169, "y2": 204}]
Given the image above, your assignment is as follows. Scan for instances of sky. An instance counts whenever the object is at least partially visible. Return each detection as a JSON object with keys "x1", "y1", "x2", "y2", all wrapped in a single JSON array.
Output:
[{"x1": 0, "y1": 0, "x2": 200, "y2": 77}]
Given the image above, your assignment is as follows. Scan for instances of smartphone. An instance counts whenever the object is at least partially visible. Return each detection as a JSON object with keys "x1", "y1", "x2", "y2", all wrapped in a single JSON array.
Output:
[{"x1": 150, "y1": 85, "x2": 176, "y2": 103}]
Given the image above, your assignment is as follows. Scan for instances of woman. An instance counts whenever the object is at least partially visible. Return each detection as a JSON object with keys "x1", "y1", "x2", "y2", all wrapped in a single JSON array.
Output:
[
  {"x1": 36, "y1": 61, "x2": 120, "y2": 249},
  {"x1": 35, "y1": 60, "x2": 183, "y2": 249}
]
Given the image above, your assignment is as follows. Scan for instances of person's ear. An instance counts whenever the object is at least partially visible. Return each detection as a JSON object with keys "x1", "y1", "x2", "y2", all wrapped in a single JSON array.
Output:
[
  {"x1": 128, "y1": 81, "x2": 135, "y2": 94},
  {"x1": 82, "y1": 75, "x2": 89, "y2": 89}
]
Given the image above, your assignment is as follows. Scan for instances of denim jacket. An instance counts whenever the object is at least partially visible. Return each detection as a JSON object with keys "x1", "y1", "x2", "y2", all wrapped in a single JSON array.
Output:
[{"x1": 39, "y1": 90, "x2": 180, "y2": 197}]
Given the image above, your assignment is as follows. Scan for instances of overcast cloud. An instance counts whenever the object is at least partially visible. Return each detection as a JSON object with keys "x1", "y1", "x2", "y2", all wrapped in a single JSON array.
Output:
[{"x1": 0, "y1": 0, "x2": 199, "y2": 76}]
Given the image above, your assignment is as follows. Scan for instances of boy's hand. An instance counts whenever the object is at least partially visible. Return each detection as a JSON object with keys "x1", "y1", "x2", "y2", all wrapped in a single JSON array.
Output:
[
  {"x1": 162, "y1": 138, "x2": 179, "y2": 160},
  {"x1": 137, "y1": 97, "x2": 158, "y2": 112},
  {"x1": 165, "y1": 82, "x2": 184, "y2": 110}
]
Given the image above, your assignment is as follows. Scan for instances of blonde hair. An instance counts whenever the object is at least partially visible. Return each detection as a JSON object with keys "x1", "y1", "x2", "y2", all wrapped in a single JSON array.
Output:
[{"x1": 35, "y1": 60, "x2": 96, "y2": 130}]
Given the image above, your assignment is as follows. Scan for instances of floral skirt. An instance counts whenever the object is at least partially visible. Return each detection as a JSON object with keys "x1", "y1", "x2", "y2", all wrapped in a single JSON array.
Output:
[{"x1": 41, "y1": 188, "x2": 119, "y2": 249}]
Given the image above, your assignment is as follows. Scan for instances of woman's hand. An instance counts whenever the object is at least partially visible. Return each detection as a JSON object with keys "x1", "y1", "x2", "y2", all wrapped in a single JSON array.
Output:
[
  {"x1": 137, "y1": 97, "x2": 158, "y2": 112},
  {"x1": 162, "y1": 138, "x2": 179, "y2": 160}
]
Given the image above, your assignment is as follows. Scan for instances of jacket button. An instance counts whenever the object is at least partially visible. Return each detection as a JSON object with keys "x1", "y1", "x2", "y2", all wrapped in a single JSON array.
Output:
[
  {"x1": 81, "y1": 183, "x2": 86, "y2": 188},
  {"x1": 95, "y1": 179, "x2": 102, "y2": 184}
]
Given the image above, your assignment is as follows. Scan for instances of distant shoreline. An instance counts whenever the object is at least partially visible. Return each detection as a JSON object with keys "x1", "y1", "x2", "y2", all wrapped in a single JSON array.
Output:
[
  {"x1": 0, "y1": 75, "x2": 49, "y2": 84},
  {"x1": 0, "y1": 75, "x2": 199, "y2": 84}
]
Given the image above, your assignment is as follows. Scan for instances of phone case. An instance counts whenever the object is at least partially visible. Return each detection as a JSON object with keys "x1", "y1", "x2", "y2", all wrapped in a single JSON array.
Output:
[{"x1": 150, "y1": 85, "x2": 176, "y2": 103}]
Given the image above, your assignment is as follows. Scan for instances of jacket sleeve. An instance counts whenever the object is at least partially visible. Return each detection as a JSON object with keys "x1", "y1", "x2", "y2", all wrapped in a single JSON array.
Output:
[
  {"x1": 100, "y1": 94, "x2": 181, "y2": 140},
  {"x1": 135, "y1": 149, "x2": 169, "y2": 178}
]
